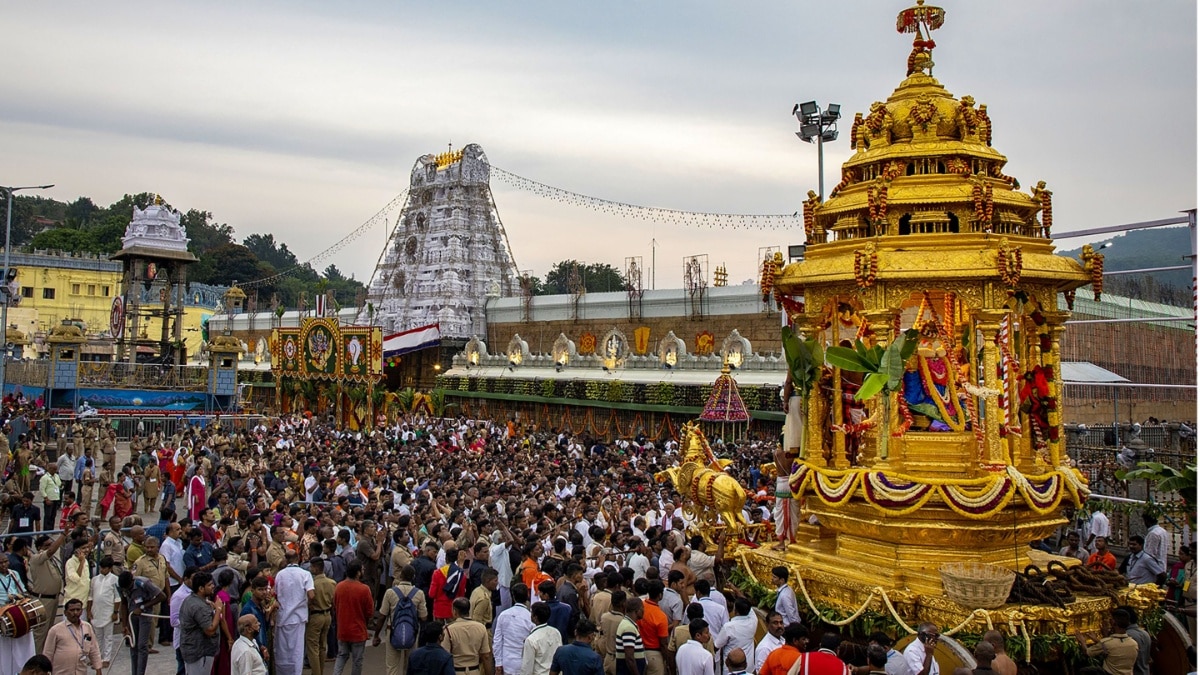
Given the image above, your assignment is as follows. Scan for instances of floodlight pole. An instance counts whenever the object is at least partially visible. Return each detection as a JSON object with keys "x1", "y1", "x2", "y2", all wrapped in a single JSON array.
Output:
[
  {"x1": 0, "y1": 184, "x2": 54, "y2": 400},
  {"x1": 816, "y1": 131, "x2": 826, "y2": 201}
]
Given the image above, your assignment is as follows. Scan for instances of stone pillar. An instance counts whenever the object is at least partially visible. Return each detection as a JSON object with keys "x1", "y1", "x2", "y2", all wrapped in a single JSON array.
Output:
[{"x1": 975, "y1": 310, "x2": 1008, "y2": 466}]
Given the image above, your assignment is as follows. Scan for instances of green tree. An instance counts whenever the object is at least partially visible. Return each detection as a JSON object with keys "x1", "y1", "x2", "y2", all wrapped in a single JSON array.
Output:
[
  {"x1": 200, "y1": 244, "x2": 263, "y2": 286},
  {"x1": 244, "y1": 233, "x2": 300, "y2": 271},
  {"x1": 542, "y1": 260, "x2": 625, "y2": 294},
  {"x1": 180, "y1": 208, "x2": 235, "y2": 254}
]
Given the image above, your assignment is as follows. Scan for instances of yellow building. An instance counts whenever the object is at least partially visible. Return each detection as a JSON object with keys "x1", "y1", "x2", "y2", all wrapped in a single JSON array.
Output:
[
  {"x1": 7, "y1": 250, "x2": 121, "y2": 334},
  {"x1": 3, "y1": 250, "x2": 221, "y2": 358}
]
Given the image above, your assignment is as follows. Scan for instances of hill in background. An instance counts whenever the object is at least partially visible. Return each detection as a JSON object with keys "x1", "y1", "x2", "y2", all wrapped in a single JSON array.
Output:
[{"x1": 1058, "y1": 226, "x2": 1192, "y2": 307}]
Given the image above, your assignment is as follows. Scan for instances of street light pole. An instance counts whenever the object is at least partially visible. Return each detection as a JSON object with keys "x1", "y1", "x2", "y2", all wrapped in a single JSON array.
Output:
[
  {"x1": 793, "y1": 101, "x2": 841, "y2": 201},
  {"x1": 816, "y1": 131, "x2": 825, "y2": 202},
  {"x1": 0, "y1": 184, "x2": 55, "y2": 400}
]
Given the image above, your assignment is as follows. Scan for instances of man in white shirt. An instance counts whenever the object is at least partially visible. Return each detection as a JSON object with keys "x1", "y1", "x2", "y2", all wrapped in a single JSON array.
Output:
[
  {"x1": 903, "y1": 623, "x2": 940, "y2": 675},
  {"x1": 304, "y1": 474, "x2": 319, "y2": 503},
  {"x1": 232, "y1": 614, "x2": 268, "y2": 675},
  {"x1": 490, "y1": 533, "x2": 516, "y2": 612},
  {"x1": 88, "y1": 556, "x2": 121, "y2": 668},
  {"x1": 695, "y1": 580, "x2": 728, "y2": 639},
  {"x1": 676, "y1": 619, "x2": 715, "y2": 675},
  {"x1": 170, "y1": 568, "x2": 196, "y2": 666},
  {"x1": 627, "y1": 539, "x2": 651, "y2": 582},
  {"x1": 162, "y1": 524, "x2": 186, "y2": 585},
  {"x1": 713, "y1": 598, "x2": 756, "y2": 675},
  {"x1": 1084, "y1": 506, "x2": 1110, "y2": 553},
  {"x1": 1142, "y1": 513, "x2": 1170, "y2": 571},
  {"x1": 754, "y1": 612, "x2": 786, "y2": 674},
  {"x1": 274, "y1": 550, "x2": 315, "y2": 675},
  {"x1": 521, "y1": 601, "x2": 562, "y2": 675},
  {"x1": 492, "y1": 583, "x2": 534, "y2": 675},
  {"x1": 57, "y1": 449, "x2": 77, "y2": 497},
  {"x1": 771, "y1": 567, "x2": 802, "y2": 627}
]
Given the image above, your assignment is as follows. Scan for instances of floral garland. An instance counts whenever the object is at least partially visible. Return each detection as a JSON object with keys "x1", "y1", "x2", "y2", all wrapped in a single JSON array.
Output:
[
  {"x1": 977, "y1": 105, "x2": 992, "y2": 146},
  {"x1": 1089, "y1": 254, "x2": 1104, "y2": 301},
  {"x1": 918, "y1": 354, "x2": 966, "y2": 431},
  {"x1": 909, "y1": 98, "x2": 937, "y2": 132},
  {"x1": 788, "y1": 462, "x2": 1089, "y2": 521},
  {"x1": 830, "y1": 169, "x2": 853, "y2": 198},
  {"x1": 759, "y1": 257, "x2": 778, "y2": 304},
  {"x1": 854, "y1": 245, "x2": 879, "y2": 288},
  {"x1": 996, "y1": 245, "x2": 1023, "y2": 287}
]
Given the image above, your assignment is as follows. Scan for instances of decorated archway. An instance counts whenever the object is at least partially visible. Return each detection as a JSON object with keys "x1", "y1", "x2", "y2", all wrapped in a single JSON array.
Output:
[{"x1": 271, "y1": 318, "x2": 383, "y2": 429}]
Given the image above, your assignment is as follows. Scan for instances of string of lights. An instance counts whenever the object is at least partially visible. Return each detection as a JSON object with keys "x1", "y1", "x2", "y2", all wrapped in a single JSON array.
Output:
[
  {"x1": 240, "y1": 190, "x2": 409, "y2": 288},
  {"x1": 488, "y1": 165, "x2": 803, "y2": 231}
]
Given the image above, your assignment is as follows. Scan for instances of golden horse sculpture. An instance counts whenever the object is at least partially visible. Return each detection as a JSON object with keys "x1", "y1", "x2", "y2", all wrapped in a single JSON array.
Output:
[{"x1": 655, "y1": 422, "x2": 749, "y2": 531}]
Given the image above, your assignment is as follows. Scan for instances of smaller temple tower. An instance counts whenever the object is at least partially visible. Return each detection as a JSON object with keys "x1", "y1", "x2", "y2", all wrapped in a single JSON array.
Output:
[{"x1": 109, "y1": 196, "x2": 198, "y2": 365}]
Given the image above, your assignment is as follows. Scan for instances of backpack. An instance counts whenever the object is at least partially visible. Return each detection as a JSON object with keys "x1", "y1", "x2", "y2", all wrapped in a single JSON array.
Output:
[{"x1": 388, "y1": 586, "x2": 420, "y2": 650}]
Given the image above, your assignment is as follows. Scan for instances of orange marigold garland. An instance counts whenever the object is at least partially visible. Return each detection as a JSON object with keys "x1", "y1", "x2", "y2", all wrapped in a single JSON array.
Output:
[
  {"x1": 854, "y1": 244, "x2": 879, "y2": 289},
  {"x1": 1090, "y1": 253, "x2": 1104, "y2": 300},
  {"x1": 996, "y1": 242, "x2": 1023, "y2": 287},
  {"x1": 759, "y1": 256, "x2": 778, "y2": 304},
  {"x1": 1080, "y1": 245, "x2": 1105, "y2": 301}
]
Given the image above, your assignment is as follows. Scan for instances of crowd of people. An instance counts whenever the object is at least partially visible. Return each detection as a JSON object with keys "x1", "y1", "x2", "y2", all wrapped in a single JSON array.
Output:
[{"x1": 0, "y1": 410, "x2": 1192, "y2": 675}]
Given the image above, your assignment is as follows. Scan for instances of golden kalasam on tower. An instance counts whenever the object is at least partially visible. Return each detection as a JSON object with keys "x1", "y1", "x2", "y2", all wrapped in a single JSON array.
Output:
[{"x1": 664, "y1": 0, "x2": 1163, "y2": 641}]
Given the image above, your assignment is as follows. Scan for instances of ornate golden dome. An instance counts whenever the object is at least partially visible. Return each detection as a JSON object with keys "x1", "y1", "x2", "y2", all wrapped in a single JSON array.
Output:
[{"x1": 801, "y1": 0, "x2": 1048, "y2": 245}]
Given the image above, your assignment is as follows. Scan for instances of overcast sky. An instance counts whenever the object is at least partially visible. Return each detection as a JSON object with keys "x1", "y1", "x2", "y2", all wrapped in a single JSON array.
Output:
[{"x1": 2, "y1": 1, "x2": 1195, "y2": 288}]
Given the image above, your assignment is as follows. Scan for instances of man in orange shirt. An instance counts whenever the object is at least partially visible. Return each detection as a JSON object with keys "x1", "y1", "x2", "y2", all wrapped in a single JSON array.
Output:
[
  {"x1": 759, "y1": 624, "x2": 808, "y2": 675},
  {"x1": 332, "y1": 560, "x2": 375, "y2": 675},
  {"x1": 1087, "y1": 536, "x2": 1117, "y2": 571},
  {"x1": 639, "y1": 581, "x2": 670, "y2": 675}
]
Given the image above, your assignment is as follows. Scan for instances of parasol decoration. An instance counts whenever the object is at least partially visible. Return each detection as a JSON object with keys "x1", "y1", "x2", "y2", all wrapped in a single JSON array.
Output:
[{"x1": 896, "y1": 0, "x2": 945, "y2": 36}]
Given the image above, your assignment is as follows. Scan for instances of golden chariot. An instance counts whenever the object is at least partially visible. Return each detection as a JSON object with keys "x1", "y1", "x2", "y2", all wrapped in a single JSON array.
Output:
[{"x1": 658, "y1": 1, "x2": 1170, "y2": 666}]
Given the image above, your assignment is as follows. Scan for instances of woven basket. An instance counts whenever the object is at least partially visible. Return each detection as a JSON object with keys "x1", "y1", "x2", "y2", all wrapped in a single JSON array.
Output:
[{"x1": 939, "y1": 562, "x2": 1016, "y2": 609}]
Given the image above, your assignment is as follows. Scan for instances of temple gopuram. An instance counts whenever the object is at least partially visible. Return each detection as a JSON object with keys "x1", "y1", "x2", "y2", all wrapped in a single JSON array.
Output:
[{"x1": 657, "y1": 1, "x2": 1170, "y2": 667}]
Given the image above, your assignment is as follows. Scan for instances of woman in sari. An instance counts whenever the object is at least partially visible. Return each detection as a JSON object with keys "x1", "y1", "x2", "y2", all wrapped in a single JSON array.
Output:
[
  {"x1": 213, "y1": 568, "x2": 237, "y2": 675},
  {"x1": 170, "y1": 444, "x2": 188, "y2": 493},
  {"x1": 156, "y1": 443, "x2": 174, "y2": 481},
  {"x1": 187, "y1": 466, "x2": 207, "y2": 521},
  {"x1": 210, "y1": 465, "x2": 234, "y2": 502}
]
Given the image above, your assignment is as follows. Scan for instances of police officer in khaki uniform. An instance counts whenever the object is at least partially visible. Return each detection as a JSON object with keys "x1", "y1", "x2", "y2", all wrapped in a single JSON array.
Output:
[
  {"x1": 28, "y1": 529, "x2": 68, "y2": 653},
  {"x1": 100, "y1": 429, "x2": 117, "y2": 474},
  {"x1": 442, "y1": 597, "x2": 493, "y2": 675},
  {"x1": 306, "y1": 557, "x2": 337, "y2": 675}
]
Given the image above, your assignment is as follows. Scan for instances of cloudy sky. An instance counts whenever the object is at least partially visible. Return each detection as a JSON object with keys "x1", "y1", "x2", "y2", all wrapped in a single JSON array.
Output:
[{"x1": 2, "y1": 1, "x2": 1195, "y2": 288}]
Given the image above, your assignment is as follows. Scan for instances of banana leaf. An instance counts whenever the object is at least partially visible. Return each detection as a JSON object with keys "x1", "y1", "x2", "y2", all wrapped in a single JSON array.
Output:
[{"x1": 825, "y1": 346, "x2": 871, "y2": 372}]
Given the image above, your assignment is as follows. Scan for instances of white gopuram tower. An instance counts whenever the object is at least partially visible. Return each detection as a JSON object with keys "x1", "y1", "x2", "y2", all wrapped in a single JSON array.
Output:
[{"x1": 360, "y1": 144, "x2": 519, "y2": 339}]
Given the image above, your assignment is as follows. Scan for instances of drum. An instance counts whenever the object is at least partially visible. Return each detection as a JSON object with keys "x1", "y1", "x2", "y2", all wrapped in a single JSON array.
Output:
[{"x1": 0, "y1": 598, "x2": 47, "y2": 638}]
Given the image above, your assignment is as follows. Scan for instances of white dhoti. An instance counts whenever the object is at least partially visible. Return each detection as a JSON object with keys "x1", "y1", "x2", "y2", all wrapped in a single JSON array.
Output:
[
  {"x1": 275, "y1": 622, "x2": 307, "y2": 675},
  {"x1": 0, "y1": 633, "x2": 36, "y2": 675},
  {"x1": 774, "y1": 476, "x2": 799, "y2": 543},
  {"x1": 94, "y1": 622, "x2": 115, "y2": 663}
]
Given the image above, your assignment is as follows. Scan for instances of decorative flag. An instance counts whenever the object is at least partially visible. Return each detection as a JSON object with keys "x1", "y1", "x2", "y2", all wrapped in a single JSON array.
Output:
[{"x1": 383, "y1": 323, "x2": 441, "y2": 357}]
